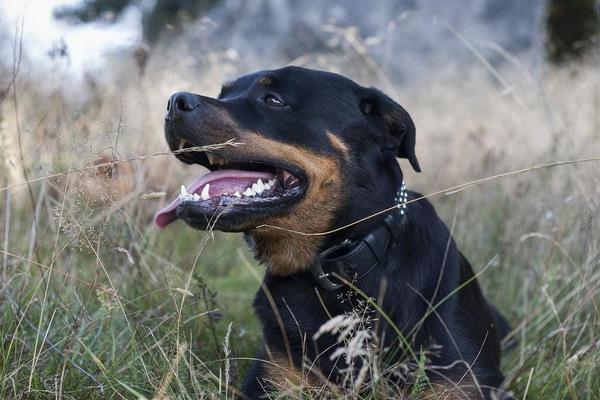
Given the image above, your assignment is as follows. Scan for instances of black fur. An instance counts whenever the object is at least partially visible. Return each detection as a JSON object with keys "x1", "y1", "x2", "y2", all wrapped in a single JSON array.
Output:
[{"x1": 162, "y1": 66, "x2": 511, "y2": 399}]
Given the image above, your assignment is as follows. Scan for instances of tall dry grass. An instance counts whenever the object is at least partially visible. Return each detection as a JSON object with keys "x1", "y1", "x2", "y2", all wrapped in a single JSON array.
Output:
[{"x1": 0, "y1": 22, "x2": 599, "y2": 399}]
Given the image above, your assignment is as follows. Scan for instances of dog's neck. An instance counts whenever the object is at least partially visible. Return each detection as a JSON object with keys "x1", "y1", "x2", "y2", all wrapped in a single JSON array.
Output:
[
  {"x1": 248, "y1": 176, "x2": 408, "y2": 277},
  {"x1": 328, "y1": 164, "x2": 406, "y2": 243},
  {"x1": 308, "y1": 181, "x2": 408, "y2": 290}
]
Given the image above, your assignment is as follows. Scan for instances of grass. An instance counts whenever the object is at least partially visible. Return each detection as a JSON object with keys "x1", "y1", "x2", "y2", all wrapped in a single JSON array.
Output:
[{"x1": 1, "y1": 20, "x2": 600, "y2": 399}]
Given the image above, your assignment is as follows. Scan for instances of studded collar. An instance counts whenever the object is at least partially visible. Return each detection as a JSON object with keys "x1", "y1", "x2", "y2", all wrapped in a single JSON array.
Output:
[{"x1": 310, "y1": 182, "x2": 408, "y2": 291}]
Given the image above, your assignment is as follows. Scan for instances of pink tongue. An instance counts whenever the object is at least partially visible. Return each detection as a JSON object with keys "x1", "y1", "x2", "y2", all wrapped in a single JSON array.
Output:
[{"x1": 154, "y1": 169, "x2": 274, "y2": 229}]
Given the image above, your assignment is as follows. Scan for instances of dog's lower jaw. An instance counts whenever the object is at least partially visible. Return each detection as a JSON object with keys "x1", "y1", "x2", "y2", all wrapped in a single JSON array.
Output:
[{"x1": 248, "y1": 229, "x2": 323, "y2": 275}]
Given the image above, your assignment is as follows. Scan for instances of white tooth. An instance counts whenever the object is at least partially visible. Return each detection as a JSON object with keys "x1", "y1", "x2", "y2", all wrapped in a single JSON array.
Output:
[
  {"x1": 180, "y1": 192, "x2": 193, "y2": 202},
  {"x1": 201, "y1": 184, "x2": 210, "y2": 200},
  {"x1": 193, "y1": 193, "x2": 200, "y2": 201},
  {"x1": 268, "y1": 178, "x2": 276, "y2": 186},
  {"x1": 180, "y1": 185, "x2": 188, "y2": 197},
  {"x1": 251, "y1": 183, "x2": 259, "y2": 193},
  {"x1": 207, "y1": 153, "x2": 215, "y2": 165},
  {"x1": 223, "y1": 192, "x2": 228, "y2": 196},
  {"x1": 234, "y1": 191, "x2": 241, "y2": 198},
  {"x1": 243, "y1": 188, "x2": 253, "y2": 197},
  {"x1": 257, "y1": 179, "x2": 265, "y2": 192}
]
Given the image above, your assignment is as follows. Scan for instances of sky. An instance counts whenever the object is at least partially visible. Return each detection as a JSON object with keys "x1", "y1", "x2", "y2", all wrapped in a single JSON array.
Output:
[{"x1": 1, "y1": 0, "x2": 140, "y2": 74}]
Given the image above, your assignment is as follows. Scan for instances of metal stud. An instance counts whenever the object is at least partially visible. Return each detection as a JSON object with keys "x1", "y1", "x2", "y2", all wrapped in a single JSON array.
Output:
[{"x1": 395, "y1": 180, "x2": 408, "y2": 216}]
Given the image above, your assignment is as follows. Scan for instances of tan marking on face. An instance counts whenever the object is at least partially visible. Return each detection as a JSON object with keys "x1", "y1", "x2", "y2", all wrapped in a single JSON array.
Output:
[
  {"x1": 179, "y1": 106, "x2": 344, "y2": 275},
  {"x1": 326, "y1": 131, "x2": 350, "y2": 158},
  {"x1": 262, "y1": 352, "x2": 320, "y2": 388},
  {"x1": 237, "y1": 133, "x2": 344, "y2": 275},
  {"x1": 259, "y1": 76, "x2": 273, "y2": 86}
]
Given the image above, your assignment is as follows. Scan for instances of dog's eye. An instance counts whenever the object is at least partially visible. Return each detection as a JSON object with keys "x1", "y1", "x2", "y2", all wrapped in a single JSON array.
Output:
[{"x1": 264, "y1": 94, "x2": 285, "y2": 107}]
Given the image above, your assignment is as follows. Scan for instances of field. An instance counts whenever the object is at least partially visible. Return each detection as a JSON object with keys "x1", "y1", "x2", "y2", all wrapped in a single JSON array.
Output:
[{"x1": 1, "y1": 30, "x2": 600, "y2": 399}]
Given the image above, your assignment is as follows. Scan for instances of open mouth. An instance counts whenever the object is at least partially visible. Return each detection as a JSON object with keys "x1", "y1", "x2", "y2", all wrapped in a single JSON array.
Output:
[{"x1": 154, "y1": 150, "x2": 306, "y2": 229}]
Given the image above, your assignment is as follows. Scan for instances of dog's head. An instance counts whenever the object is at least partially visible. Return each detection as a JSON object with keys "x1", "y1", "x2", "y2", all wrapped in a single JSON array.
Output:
[{"x1": 154, "y1": 66, "x2": 419, "y2": 274}]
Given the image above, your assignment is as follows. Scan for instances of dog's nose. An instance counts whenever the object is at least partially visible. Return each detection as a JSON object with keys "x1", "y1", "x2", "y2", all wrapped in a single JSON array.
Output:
[{"x1": 166, "y1": 92, "x2": 199, "y2": 119}]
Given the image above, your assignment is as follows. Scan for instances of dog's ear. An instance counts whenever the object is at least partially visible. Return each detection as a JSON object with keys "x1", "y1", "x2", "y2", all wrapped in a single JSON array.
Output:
[{"x1": 360, "y1": 88, "x2": 421, "y2": 172}]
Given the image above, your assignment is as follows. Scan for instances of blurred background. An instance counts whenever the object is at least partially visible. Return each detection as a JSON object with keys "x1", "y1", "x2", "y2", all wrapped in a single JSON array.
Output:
[
  {"x1": 1, "y1": 0, "x2": 599, "y2": 184},
  {"x1": 0, "y1": 1, "x2": 599, "y2": 399},
  {"x1": 2, "y1": 0, "x2": 600, "y2": 78}
]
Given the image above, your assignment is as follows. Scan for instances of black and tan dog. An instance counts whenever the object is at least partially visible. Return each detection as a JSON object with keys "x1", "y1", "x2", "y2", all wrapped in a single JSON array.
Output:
[{"x1": 154, "y1": 66, "x2": 511, "y2": 399}]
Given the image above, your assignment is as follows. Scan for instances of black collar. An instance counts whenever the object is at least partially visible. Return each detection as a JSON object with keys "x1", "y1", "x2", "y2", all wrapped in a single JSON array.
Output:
[{"x1": 310, "y1": 183, "x2": 408, "y2": 291}]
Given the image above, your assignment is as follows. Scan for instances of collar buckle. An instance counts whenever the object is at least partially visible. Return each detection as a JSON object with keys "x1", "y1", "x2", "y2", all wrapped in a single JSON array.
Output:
[{"x1": 310, "y1": 239, "x2": 354, "y2": 291}]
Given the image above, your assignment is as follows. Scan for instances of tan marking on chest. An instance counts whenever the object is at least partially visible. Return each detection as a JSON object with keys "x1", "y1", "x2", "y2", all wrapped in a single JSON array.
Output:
[{"x1": 262, "y1": 351, "x2": 321, "y2": 389}]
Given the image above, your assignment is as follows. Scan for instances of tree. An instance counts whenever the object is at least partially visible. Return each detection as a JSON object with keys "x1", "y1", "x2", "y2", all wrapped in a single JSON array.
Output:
[{"x1": 546, "y1": 0, "x2": 599, "y2": 61}]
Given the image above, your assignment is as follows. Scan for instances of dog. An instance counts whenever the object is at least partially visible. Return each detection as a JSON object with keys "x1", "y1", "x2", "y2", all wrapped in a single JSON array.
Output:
[{"x1": 154, "y1": 66, "x2": 511, "y2": 399}]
